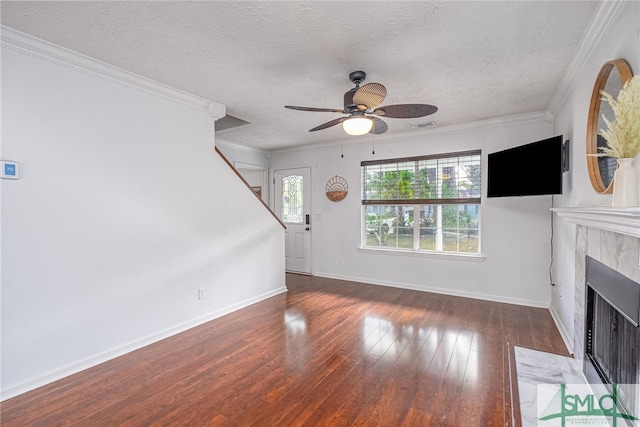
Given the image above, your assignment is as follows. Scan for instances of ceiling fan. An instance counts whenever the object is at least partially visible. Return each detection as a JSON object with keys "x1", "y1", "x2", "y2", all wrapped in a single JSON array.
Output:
[{"x1": 285, "y1": 70, "x2": 438, "y2": 136}]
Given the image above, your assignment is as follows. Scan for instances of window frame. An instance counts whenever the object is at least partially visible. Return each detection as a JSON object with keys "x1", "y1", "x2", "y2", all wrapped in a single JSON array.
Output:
[{"x1": 360, "y1": 150, "x2": 483, "y2": 258}]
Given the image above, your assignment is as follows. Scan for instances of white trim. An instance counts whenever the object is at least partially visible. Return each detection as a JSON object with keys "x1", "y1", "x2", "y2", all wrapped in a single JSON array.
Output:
[
  {"x1": 269, "y1": 111, "x2": 548, "y2": 155},
  {"x1": 235, "y1": 162, "x2": 269, "y2": 203},
  {"x1": 216, "y1": 139, "x2": 270, "y2": 155},
  {"x1": 0, "y1": 25, "x2": 225, "y2": 119},
  {"x1": 234, "y1": 162, "x2": 266, "y2": 171},
  {"x1": 313, "y1": 271, "x2": 548, "y2": 308},
  {"x1": 549, "y1": 304, "x2": 575, "y2": 355},
  {"x1": 357, "y1": 247, "x2": 486, "y2": 262},
  {"x1": 552, "y1": 206, "x2": 640, "y2": 238},
  {"x1": 548, "y1": 0, "x2": 626, "y2": 114},
  {"x1": 0, "y1": 286, "x2": 287, "y2": 401}
]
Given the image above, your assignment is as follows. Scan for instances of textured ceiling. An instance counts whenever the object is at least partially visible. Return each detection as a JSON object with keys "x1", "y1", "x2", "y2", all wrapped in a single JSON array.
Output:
[{"x1": 1, "y1": 1, "x2": 599, "y2": 151}]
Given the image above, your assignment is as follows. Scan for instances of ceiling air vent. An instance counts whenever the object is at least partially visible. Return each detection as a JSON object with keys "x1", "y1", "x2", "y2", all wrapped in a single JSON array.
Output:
[{"x1": 409, "y1": 121, "x2": 437, "y2": 129}]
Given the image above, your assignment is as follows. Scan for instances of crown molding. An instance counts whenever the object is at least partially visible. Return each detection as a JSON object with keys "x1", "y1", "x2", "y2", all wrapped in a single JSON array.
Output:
[
  {"x1": 269, "y1": 111, "x2": 549, "y2": 155},
  {"x1": 1, "y1": 25, "x2": 226, "y2": 120},
  {"x1": 215, "y1": 138, "x2": 270, "y2": 156},
  {"x1": 547, "y1": 0, "x2": 627, "y2": 114}
]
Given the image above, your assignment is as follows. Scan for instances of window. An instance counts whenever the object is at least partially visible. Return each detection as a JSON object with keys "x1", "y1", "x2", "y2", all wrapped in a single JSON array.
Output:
[
  {"x1": 281, "y1": 174, "x2": 304, "y2": 224},
  {"x1": 361, "y1": 150, "x2": 481, "y2": 254}
]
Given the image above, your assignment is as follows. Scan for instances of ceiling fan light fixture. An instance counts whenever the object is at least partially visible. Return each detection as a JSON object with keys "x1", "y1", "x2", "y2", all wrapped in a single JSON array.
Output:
[
  {"x1": 342, "y1": 117, "x2": 373, "y2": 135},
  {"x1": 285, "y1": 70, "x2": 437, "y2": 135}
]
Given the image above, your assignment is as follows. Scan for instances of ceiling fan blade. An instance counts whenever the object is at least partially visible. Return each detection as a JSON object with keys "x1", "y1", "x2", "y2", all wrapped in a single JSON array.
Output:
[
  {"x1": 309, "y1": 117, "x2": 347, "y2": 132},
  {"x1": 285, "y1": 105, "x2": 346, "y2": 114},
  {"x1": 353, "y1": 83, "x2": 387, "y2": 110},
  {"x1": 372, "y1": 104, "x2": 438, "y2": 118},
  {"x1": 370, "y1": 117, "x2": 388, "y2": 134}
]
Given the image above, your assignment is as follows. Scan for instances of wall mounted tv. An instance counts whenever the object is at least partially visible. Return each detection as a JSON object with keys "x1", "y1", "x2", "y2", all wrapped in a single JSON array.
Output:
[{"x1": 487, "y1": 135, "x2": 568, "y2": 198}]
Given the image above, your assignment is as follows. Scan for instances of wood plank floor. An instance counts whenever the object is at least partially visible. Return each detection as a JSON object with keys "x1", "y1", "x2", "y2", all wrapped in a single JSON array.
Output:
[{"x1": 1, "y1": 274, "x2": 569, "y2": 426}]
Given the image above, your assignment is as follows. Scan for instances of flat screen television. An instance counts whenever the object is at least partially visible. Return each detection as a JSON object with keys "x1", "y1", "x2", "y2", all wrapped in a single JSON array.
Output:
[{"x1": 487, "y1": 135, "x2": 566, "y2": 198}]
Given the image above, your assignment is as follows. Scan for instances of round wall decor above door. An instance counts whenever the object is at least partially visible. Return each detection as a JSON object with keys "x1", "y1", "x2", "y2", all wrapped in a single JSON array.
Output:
[{"x1": 325, "y1": 175, "x2": 348, "y2": 202}]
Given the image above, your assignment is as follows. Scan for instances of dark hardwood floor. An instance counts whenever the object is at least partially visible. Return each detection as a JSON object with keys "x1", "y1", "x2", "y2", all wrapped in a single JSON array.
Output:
[{"x1": 1, "y1": 274, "x2": 568, "y2": 426}]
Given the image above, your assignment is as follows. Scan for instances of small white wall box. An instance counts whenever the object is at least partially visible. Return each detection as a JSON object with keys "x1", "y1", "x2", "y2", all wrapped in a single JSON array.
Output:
[{"x1": 1, "y1": 161, "x2": 20, "y2": 179}]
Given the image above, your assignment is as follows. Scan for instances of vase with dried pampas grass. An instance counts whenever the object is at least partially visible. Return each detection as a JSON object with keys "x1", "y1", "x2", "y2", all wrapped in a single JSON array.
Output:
[{"x1": 595, "y1": 75, "x2": 640, "y2": 206}]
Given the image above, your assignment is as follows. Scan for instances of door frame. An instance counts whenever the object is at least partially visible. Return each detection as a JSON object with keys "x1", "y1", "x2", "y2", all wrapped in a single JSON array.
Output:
[
  {"x1": 273, "y1": 166, "x2": 312, "y2": 275},
  {"x1": 235, "y1": 161, "x2": 268, "y2": 203}
]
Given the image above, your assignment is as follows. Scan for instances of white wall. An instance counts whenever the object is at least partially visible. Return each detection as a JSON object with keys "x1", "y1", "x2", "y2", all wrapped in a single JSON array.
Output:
[
  {"x1": 216, "y1": 141, "x2": 271, "y2": 203},
  {"x1": 0, "y1": 29, "x2": 285, "y2": 399},
  {"x1": 216, "y1": 141, "x2": 270, "y2": 171},
  {"x1": 549, "y1": 1, "x2": 640, "y2": 352},
  {"x1": 268, "y1": 113, "x2": 556, "y2": 306}
]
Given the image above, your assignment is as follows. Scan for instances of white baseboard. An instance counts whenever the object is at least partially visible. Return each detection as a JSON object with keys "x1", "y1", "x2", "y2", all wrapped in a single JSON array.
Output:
[
  {"x1": 549, "y1": 304, "x2": 574, "y2": 355},
  {"x1": 313, "y1": 271, "x2": 550, "y2": 308},
  {"x1": 1, "y1": 286, "x2": 287, "y2": 401}
]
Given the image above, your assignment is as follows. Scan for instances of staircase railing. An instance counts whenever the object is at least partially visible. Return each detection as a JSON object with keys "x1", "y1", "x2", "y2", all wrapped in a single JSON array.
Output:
[{"x1": 215, "y1": 147, "x2": 285, "y2": 229}]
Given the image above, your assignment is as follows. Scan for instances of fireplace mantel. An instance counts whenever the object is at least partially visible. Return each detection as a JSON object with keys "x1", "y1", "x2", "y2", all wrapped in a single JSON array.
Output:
[{"x1": 551, "y1": 206, "x2": 640, "y2": 238}]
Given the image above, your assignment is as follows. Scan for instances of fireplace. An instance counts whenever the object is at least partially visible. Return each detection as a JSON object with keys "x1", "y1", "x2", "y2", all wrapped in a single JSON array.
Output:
[
  {"x1": 546, "y1": 208, "x2": 640, "y2": 425},
  {"x1": 584, "y1": 255, "x2": 640, "y2": 417}
]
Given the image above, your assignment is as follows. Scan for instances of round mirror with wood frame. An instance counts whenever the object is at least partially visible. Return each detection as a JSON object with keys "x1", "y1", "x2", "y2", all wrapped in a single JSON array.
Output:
[{"x1": 586, "y1": 59, "x2": 633, "y2": 193}]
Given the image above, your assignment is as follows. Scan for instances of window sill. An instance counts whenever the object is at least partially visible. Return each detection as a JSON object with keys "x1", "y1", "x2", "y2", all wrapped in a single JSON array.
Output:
[{"x1": 357, "y1": 247, "x2": 487, "y2": 262}]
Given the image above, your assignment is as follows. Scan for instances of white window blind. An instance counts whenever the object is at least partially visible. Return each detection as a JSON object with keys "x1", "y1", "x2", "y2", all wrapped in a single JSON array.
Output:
[{"x1": 361, "y1": 150, "x2": 481, "y2": 205}]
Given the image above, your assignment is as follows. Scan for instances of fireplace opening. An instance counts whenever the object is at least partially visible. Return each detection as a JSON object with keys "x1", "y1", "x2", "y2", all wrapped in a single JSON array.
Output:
[{"x1": 585, "y1": 256, "x2": 640, "y2": 418}]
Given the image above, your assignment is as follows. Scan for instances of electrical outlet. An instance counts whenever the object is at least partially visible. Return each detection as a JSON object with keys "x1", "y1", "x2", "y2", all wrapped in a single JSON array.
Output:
[
  {"x1": 340, "y1": 257, "x2": 344, "y2": 265},
  {"x1": 198, "y1": 288, "x2": 206, "y2": 300}
]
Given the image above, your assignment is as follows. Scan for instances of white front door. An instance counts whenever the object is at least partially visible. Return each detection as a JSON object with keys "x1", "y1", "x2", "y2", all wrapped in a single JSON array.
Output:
[{"x1": 274, "y1": 167, "x2": 311, "y2": 274}]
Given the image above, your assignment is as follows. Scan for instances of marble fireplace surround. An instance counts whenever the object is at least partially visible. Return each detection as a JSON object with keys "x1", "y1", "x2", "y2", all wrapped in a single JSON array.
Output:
[
  {"x1": 512, "y1": 207, "x2": 640, "y2": 426},
  {"x1": 552, "y1": 206, "x2": 640, "y2": 368}
]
